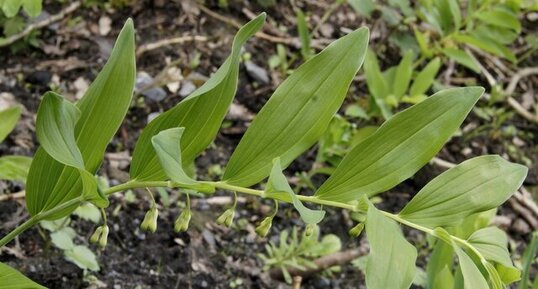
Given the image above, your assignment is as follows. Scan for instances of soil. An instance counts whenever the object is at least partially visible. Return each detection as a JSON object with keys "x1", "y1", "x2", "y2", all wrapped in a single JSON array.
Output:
[{"x1": 0, "y1": 1, "x2": 536, "y2": 288}]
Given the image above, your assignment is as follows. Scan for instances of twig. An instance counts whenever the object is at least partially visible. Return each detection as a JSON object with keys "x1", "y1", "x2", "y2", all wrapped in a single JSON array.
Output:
[
  {"x1": 269, "y1": 249, "x2": 363, "y2": 281},
  {"x1": 502, "y1": 67, "x2": 538, "y2": 124},
  {"x1": 0, "y1": 1, "x2": 81, "y2": 47},
  {"x1": 0, "y1": 191, "x2": 25, "y2": 202},
  {"x1": 292, "y1": 276, "x2": 302, "y2": 289},
  {"x1": 136, "y1": 35, "x2": 208, "y2": 57},
  {"x1": 197, "y1": 4, "x2": 298, "y2": 48}
]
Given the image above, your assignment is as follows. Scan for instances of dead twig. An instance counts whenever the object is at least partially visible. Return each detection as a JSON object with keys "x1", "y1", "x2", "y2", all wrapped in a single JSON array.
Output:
[
  {"x1": 269, "y1": 249, "x2": 363, "y2": 281},
  {"x1": 197, "y1": 4, "x2": 298, "y2": 48},
  {"x1": 0, "y1": 1, "x2": 81, "y2": 48},
  {"x1": 136, "y1": 35, "x2": 208, "y2": 57},
  {"x1": 0, "y1": 191, "x2": 25, "y2": 202},
  {"x1": 504, "y1": 67, "x2": 538, "y2": 124}
]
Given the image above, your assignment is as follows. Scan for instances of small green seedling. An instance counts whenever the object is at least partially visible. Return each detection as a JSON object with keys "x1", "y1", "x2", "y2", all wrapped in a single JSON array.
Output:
[
  {"x1": 259, "y1": 226, "x2": 341, "y2": 283},
  {"x1": 0, "y1": 14, "x2": 527, "y2": 289}
]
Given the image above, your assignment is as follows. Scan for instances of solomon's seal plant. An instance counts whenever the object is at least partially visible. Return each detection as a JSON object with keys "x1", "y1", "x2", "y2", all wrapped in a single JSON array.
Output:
[{"x1": 0, "y1": 14, "x2": 527, "y2": 289}]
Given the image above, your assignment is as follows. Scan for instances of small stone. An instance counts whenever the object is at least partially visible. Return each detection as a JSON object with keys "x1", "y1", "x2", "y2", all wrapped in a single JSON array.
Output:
[
  {"x1": 25, "y1": 70, "x2": 52, "y2": 86},
  {"x1": 99, "y1": 16, "x2": 112, "y2": 36},
  {"x1": 143, "y1": 87, "x2": 167, "y2": 102},
  {"x1": 136, "y1": 72, "x2": 167, "y2": 102},
  {"x1": 179, "y1": 80, "x2": 197, "y2": 97},
  {"x1": 73, "y1": 77, "x2": 89, "y2": 100},
  {"x1": 147, "y1": 112, "x2": 160, "y2": 123},
  {"x1": 245, "y1": 61, "x2": 270, "y2": 84}
]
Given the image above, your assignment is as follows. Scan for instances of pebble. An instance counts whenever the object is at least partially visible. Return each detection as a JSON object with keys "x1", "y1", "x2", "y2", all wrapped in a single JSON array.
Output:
[
  {"x1": 245, "y1": 61, "x2": 270, "y2": 84},
  {"x1": 179, "y1": 80, "x2": 197, "y2": 97},
  {"x1": 25, "y1": 70, "x2": 52, "y2": 86},
  {"x1": 136, "y1": 72, "x2": 167, "y2": 102},
  {"x1": 147, "y1": 112, "x2": 160, "y2": 123}
]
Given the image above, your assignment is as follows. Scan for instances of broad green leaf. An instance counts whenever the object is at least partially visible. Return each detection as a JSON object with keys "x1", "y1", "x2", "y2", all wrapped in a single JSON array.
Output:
[
  {"x1": 393, "y1": 50, "x2": 413, "y2": 99},
  {"x1": 399, "y1": 155, "x2": 527, "y2": 227},
  {"x1": 22, "y1": 0, "x2": 41, "y2": 17},
  {"x1": 468, "y1": 227, "x2": 513, "y2": 267},
  {"x1": 36, "y1": 92, "x2": 84, "y2": 168},
  {"x1": 34, "y1": 92, "x2": 106, "y2": 209},
  {"x1": 50, "y1": 229, "x2": 75, "y2": 250},
  {"x1": 223, "y1": 27, "x2": 369, "y2": 187},
  {"x1": 130, "y1": 14, "x2": 265, "y2": 182},
  {"x1": 474, "y1": 8, "x2": 521, "y2": 33},
  {"x1": 0, "y1": 106, "x2": 21, "y2": 143},
  {"x1": 26, "y1": 19, "x2": 135, "y2": 219},
  {"x1": 454, "y1": 247, "x2": 489, "y2": 289},
  {"x1": 365, "y1": 202, "x2": 417, "y2": 289},
  {"x1": 1, "y1": 0, "x2": 22, "y2": 17},
  {"x1": 0, "y1": 262, "x2": 46, "y2": 289},
  {"x1": 468, "y1": 227, "x2": 520, "y2": 284},
  {"x1": 151, "y1": 128, "x2": 214, "y2": 192},
  {"x1": 315, "y1": 87, "x2": 484, "y2": 202},
  {"x1": 348, "y1": 0, "x2": 375, "y2": 17},
  {"x1": 64, "y1": 245, "x2": 100, "y2": 271},
  {"x1": 0, "y1": 155, "x2": 31, "y2": 182},
  {"x1": 265, "y1": 158, "x2": 325, "y2": 224},
  {"x1": 409, "y1": 57, "x2": 441, "y2": 96},
  {"x1": 441, "y1": 48, "x2": 480, "y2": 73}
]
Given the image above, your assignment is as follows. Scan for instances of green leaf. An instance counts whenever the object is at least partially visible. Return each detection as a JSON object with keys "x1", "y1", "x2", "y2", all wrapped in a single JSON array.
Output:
[
  {"x1": 1, "y1": 0, "x2": 22, "y2": 17},
  {"x1": 64, "y1": 245, "x2": 100, "y2": 271},
  {"x1": 441, "y1": 48, "x2": 480, "y2": 73},
  {"x1": 151, "y1": 128, "x2": 214, "y2": 192},
  {"x1": 26, "y1": 19, "x2": 135, "y2": 219},
  {"x1": 453, "y1": 33, "x2": 516, "y2": 62},
  {"x1": 474, "y1": 8, "x2": 521, "y2": 33},
  {"x1": 426, "y1": 240, "x2": 455, "y2": 289},
  {"x1": 0, "y1": 262, "x2": 47, "y2": 289},
  {"x1": 518, "y1": 232, "x2": 538, "y2": 289},
  {"x1": 365, "y1": 202, "x2": 417, "y2": 289},
  {"x1": 315, "y1": 87, "x2": 484, "y2": 202},
  {"x1": 468, "y1": 227, "x2": 513, "y2": 267},
  {"x1": 468, "y1": 227, "x2": 521, "y2": 284},
  {"x1": 223, "y1": 27, "x2": 369, "y2": 187},
  {"x1": 50, "y1": 228, "x2": 75, "y2": 250},
  {"x1": 409, "y1": 57, "x2": 441, "y2": 96},
  {"x1": 35, "y1": 92, "x2": 84, "y2": 169},
  {"x1": 296, "y1": 9, "x2": 312, "y2": 60},
  {"x1": 265, "y1": 158, "x2": 325, "y2": 224},
  {"x1": 364, "y1": 49, "x2": 388, "y2": 100},
  {"x1": 399, "y1": 155, "x2": 527, "y2": 227},
  {"x1": 0, "y1": 106, "x2": 21, "y2": 143},
  {"x1": 22, "y1": 0, "x2": 41, "y2": 18},
  {"x1": 34, "y1": 92, "x2": 106, "y2": 209},
  {"x1": 393, "y1": 50, "x2": 414, "y2": 99},
  {"x1": 129, "y1": 14, "x2": 265, "y2": 182},
  {"x1": 454, "y1": 247, "x2": 489, "y2": 289},
  {"x1": 0, "y1": 155, "x2": 31, "y2": 182}
]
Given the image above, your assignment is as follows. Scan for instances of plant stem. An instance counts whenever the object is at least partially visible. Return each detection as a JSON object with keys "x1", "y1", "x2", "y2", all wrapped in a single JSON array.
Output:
[
  {"x1": 383, "y1": 211, "x2": 486, "y2": 262},
  {"x1": 207, "y1": 181, "x2": 358, "y2": 211},
  {"x1": 0, "y1": 197, "x2": 83, "y2": 247},
  {"x1": 0, "y1": 180, "x2": 171, "y2": 247}
]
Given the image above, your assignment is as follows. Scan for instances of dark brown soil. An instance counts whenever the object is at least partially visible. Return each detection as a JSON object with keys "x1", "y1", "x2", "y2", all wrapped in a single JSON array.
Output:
[{"x1": 0, "y1": 1, "x2": 536, "y2": 288}]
